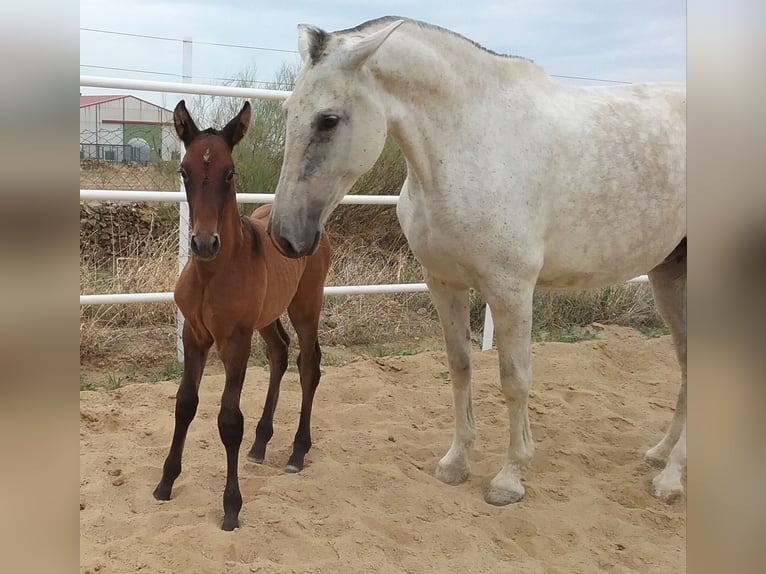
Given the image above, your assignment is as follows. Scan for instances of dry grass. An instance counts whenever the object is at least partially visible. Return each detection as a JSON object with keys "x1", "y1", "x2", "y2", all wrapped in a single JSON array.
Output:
[
  {"x1": 320, "y1": 236, "x2": 432, "y2": 345},
  {"x1": 80, "y1": 228, "x2": 178, "y2": 363},
  {"x1": 532, "y1": 284, "x2": 662, "y2": 333}
]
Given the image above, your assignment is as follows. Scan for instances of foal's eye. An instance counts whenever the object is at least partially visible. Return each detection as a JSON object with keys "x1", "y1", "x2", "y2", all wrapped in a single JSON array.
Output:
[
  {"x1": 317, "y1": 114, "x2": 340, "y2": 131},
  {"x1": 178, "y1": 167, "x2": 189, "y2": 181},
  {"x1": 225, "y1": 170, "x2": 236, "y2": 183}
]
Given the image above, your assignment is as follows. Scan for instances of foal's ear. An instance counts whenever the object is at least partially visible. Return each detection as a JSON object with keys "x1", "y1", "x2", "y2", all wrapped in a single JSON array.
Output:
[
  {"x1": 173, "y1": 100, "x2": 200, "y2": 147},
  {"x1": 342, "y1": 19, "x2": 403, "y2": 69},
  {"x1": 222, "y1": 101, "x2": 251, "y2": 148}
]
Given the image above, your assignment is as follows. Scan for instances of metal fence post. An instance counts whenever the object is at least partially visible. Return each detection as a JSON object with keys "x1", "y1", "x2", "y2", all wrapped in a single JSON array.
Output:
[
  {"x1": 481, "y1": 304, "x2": 494, "y2": 351},
  {"x1": 176, "y1": 197, "x2": 188, "y2": 363},
  {"x1": 177, "y1": 36, "x2": 193, "y2": 364}
]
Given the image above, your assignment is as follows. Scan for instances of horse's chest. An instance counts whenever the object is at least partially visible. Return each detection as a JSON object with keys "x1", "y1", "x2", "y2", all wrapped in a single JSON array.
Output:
[
  {"x1": 177, "y1": 268, "x2": 270, "y2": 337},
  {"x1": 398, "y1": 195, "x2": 476, "y2": 281}
]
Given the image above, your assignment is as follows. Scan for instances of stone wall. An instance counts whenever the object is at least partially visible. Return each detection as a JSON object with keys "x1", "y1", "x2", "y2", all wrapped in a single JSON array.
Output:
[{"x1": 80, "y1": 202, "x2": 170, "y2": 264}]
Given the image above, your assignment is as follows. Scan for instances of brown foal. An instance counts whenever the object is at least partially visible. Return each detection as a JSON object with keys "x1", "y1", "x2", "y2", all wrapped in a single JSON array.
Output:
[{"x1": 152, "y1": 100, "x2": 331, "y2": 531}]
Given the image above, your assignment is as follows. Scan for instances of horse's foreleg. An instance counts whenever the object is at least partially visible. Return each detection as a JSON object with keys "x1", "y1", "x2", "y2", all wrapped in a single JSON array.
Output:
[
  {"x1": 217, "y1": 329, "x2": 252, "y2": 531},
  {"x1": 153, "y1": 323, "x2": 211, "y2": 501},
  {"x1": 426, "y1": 275, "x2": 475, "y2": 486},
  {"x1": 484, "y1": 282, "x2": 535, "y2": 506},
  {"x1": 248, "y1": 320, "x2": 290, "y2": 464},
  {"x1": 285, "y1": 304, "x2": 322, "y2": 473},
  {"x1": 646, "y1": 250, "x2": 687, "y2": 502}
]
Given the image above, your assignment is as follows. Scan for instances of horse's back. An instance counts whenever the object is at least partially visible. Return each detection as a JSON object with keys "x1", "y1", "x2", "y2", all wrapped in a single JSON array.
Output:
[
  {"x1": 533, "y1": 82, "x2": 686, "y2": 287},
  {"x1": 398, "y1": 79, "x2": 686, "y2": 291},
  {"x1": 250, "y1": 203, "x2": 273, "y2": 224},
  {"x1": 246, "y1": 203, "x2": 331, "y2": 313},
  {"x1": 248, "y1": 203, "x2": 331, "y2": 265}
]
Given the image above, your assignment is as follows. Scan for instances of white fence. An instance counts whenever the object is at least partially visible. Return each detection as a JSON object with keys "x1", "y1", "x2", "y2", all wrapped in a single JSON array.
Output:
[{"x1": 79, "y1": 75, "x2": 648, "y2": 361}]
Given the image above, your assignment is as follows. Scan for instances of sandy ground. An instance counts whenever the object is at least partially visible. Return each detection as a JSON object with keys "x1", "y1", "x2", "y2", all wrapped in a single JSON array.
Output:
[{"x1": 80, "y1": 326, "x2": 685, "y2": 573}]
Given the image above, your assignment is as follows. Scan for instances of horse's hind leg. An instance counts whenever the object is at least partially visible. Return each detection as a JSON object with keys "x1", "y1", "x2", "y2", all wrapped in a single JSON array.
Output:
[
  {"x1": 285, "y1": 291, "x2": 323, "y2": 473},
  {"x1": 153, "y1": 322, "x2": 212, "y2": 501},
  {"x1": 426, "y1": 273, "x2": 475, "y2": 486},
  {"x1": 248, "y1": 320, "x2": 290, "y2": 463},
  {"x1": 645, "y1": 241, "x2": 687, "y2": 502}
]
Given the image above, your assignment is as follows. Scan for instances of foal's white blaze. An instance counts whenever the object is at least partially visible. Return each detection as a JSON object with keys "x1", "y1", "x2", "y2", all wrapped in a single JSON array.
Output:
[{"x1": 271, "y1": 17, "x2": 687, "y2": 505}]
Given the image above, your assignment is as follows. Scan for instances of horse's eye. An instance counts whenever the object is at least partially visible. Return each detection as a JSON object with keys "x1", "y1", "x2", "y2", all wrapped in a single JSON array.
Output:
[
  {"x1": 225, "y1": 169, "x2": 236, "y2": 183},
  {"x1": 178, "y1": 167, "x2": 189, "y2": 181},
  {"x1": 317, "y1": 114, "x2": 340, "y2": 131}
]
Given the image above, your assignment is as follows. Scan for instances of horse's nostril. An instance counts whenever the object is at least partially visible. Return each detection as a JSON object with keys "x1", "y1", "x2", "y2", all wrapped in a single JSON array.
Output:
[
  {"x1": 280, "y1": 235, "x2": 303, "y2": 258},
  {"x1": 190, "y1": 235, "x2": 200, "y2": 253},
  {"x1": 211, "y1": 234, "x2": 220, "y2": 251}
]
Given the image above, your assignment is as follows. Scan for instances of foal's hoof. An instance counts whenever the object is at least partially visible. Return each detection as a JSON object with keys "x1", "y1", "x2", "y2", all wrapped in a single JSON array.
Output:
[
  {"x1": 152, "y1": 484, "x2": 172, "y2": 501},
  {"x1": 285, "y1": 452, "x2": 306, "y2": 473},
  {"x1": 246, "y1": 452, "x2": 265, "y2": 464},
  {"x1": 221, "y1": 516, "x2": 239, "y2": 531}
]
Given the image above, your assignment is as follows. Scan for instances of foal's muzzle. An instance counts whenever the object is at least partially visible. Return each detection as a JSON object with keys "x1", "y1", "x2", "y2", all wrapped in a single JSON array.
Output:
[{"x1": 190, "y1": 232, "x2": 221, "y2": 260}]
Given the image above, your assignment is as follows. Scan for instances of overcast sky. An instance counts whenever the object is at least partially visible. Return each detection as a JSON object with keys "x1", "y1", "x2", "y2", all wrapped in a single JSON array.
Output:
[{"x1": 80, "y1": 0, "x2": 686, "y2": 109}]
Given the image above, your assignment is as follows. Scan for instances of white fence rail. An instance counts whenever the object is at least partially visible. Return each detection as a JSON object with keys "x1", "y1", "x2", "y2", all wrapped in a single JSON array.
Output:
[{"x1": 79, "y1": 75, "x2": 649, "y2": 360}]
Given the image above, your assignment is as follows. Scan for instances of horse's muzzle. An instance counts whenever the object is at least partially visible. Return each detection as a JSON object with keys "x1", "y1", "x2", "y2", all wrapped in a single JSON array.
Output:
[
  {"x1": 268, "y1": 218, "x2": 320, "y2": 259},
  {"x1": 190, "y1": 232, "x2": 221, "y2": 260}
]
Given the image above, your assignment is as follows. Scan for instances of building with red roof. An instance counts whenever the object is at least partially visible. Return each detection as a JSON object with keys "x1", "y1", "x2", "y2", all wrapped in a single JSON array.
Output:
[{"x1": 80, "y1": 95, "x2": 182, "y2": 163}]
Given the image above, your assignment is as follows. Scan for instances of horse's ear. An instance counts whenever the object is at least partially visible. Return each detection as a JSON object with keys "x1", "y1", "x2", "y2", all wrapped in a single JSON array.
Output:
[
  {"x1": 298, "y1": 24, "x2": 328, "y2": 64},
  {"x1": 222, "y1": 101, "x2": 251, "y2": 148},
  {"x1": 173, "y1": 100, "x2": 200, "y2": 147},
  {"x1": 342, "y1": 19, "x2": 403, "y2": 69}
]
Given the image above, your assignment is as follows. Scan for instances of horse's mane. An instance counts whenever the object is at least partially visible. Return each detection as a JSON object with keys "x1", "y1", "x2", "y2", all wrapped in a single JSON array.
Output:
[
  {"x1": 336, "y1": 15, "x2": 531, "y2": 63},
  {"x1": 241, "y1": 215, "x2": 263, "y2": 255}
]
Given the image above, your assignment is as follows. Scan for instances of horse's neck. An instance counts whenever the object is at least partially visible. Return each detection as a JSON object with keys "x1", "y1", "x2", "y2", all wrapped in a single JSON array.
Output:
[
  {"x1": 369, "y1": 26, "x2": 547, "y2": 188},
  {"x1": 221, "y1": 201, "x2": 246, "y2": 246}
]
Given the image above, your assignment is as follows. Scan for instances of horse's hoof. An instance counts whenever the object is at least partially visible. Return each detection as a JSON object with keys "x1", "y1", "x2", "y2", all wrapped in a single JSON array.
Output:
[
  {"x1": 221, "y1": 516, "x2": 239, "y2": 531},
  {"x1": 644, "y1": 446, "x2": 669, "y2": 467},
  {"x1": 284, "y1": 464, "x2": 302, "y2": 474},
  {"x1": 246, "y1": 452, "x2": 264, "y2": 464},
  {"x1": 485, "y1": 484, "x2": 525, "y2": 506},
  {"x1": 651, "y1": 476, "x2": 683, "y2": 503},
  {"x1": 485, "y1": 470, "x2": 525, "y2": 506},
  {"x1": 435, "y1": 462, "x2": 469, "y2": 486},
  {"x1": 152, "y1": 484, "x2": 171, "y2": 501},
  {"x1": 644, "y1": 453, "x2": 667, "y2": 468}
]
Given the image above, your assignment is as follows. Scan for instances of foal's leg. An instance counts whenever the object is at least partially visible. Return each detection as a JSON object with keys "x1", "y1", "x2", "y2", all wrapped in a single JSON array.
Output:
[
  {"x1": 483, "y1": 281, "x2": 536, "y2": 505},
  {"x1": 153, "y1": 323, "x2": 212, "y2": 501},
  {"x1": 426, "y1": 273, "x2": 475, "y2": 486},
  {"x1": 217, "y1": 328, "x2": 253, "y2": 531},
  {"x1": 247, "y1": 319, "x2": 290, "y2": 463},
  {"x1": 645, "y1": 249, "x2": 687, "y2": 502},
  {"x1": 284, "y1": 295, "x2": 323, "y2": 473}
]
